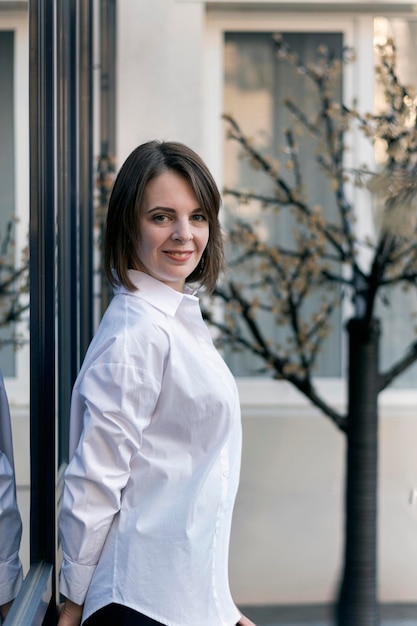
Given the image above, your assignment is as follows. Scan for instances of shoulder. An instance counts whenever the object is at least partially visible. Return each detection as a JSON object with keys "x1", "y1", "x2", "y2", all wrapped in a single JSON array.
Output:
[
  {"x1": 81, "y1": 294, "x2": 171, "y2": 373},
  {"x1": 104, "y1": 292, "x2": 170, "y2": 339}
]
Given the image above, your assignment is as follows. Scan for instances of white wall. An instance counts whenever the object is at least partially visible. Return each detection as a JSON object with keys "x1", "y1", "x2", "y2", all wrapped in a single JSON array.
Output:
[
  {"x1": 116, "y1": 0, "x2": 206, "y2": 162},
  {"x1": 12, "y1": 407, "x2": 30, "y2": 575},
  {"x1": 13, "y1": 391, "x2": 417, "y2": 606},
  {"x1": 378, "y1": 410, "x2": 417, "y2": 603},
  {"x1": 230, "y1": 403, "x2": 417, "y2": 606},
  {"x1": 230, "y1": 410, "x2": 345, "y2": 605}
]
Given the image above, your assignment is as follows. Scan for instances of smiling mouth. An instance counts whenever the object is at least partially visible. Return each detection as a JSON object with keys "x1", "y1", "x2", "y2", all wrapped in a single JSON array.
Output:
[{"x1": 164, "y1": 251, "x2": 194, "y2": 257}]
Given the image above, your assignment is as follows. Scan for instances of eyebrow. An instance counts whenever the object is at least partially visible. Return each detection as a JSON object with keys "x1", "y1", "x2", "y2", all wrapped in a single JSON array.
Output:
[{"x1": 146, "y1": 206, "x2": 204, "y2": 214}]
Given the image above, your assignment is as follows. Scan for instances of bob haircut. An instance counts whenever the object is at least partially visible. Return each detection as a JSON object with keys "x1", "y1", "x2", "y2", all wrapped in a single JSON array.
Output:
[{"x1": 104, "y1": 140, "x2": 225, "y2": 294}]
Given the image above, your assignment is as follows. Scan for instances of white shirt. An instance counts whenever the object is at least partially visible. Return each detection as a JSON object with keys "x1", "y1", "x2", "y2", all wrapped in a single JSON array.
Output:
[
  {"x1": 0, "y1": 370, "x2": 23, "y2": 606},
  {"x1": 59, "y1": 271, "x2": 242, "y2": 626}
]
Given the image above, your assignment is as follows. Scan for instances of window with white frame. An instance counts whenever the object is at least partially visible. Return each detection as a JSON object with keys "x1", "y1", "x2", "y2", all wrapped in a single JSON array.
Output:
[
  {"x1": 223, "y1": 30, "x2": 344, "y2": 377},
  {"x1": 206, "y1": 11, "x2": 417, "y2": 388},
  {"x1": 373, "y1": 16, "x2": 417, "y2": 387},
  {"x1": 0, "y1": 12, "x2": 29, "y2": 404}
]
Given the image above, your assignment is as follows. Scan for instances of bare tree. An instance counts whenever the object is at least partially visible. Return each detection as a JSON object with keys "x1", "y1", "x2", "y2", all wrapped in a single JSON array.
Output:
[
  {"x1": 95, "y1": 153, "x2": 116, "y2": 313},
  {"x1": 0, "y1": 217, "x2": 29, "y2": 350},
  {"x1": 203, "y1": 37, "x2": 417, "y2": 626}
]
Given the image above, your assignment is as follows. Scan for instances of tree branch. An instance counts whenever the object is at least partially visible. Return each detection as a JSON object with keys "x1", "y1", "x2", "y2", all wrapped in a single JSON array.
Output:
[
  {"x1": 379, "y1": 340, "x2": 417, "y2": 391},
  {"x1": 207, "y1": 283, "x2": 347, "y2": 431}
]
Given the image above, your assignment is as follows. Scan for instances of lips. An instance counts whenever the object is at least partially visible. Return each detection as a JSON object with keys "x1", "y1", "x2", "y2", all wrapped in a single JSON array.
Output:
[{"x1": 163, "y1": 250, "x2": 194, "y2": 261}]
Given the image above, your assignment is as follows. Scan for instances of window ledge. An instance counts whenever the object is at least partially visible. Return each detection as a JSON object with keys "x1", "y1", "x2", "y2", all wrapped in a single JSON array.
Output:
[{"x1": 237, "y1": 377, "x2": 417, "y2": 419}]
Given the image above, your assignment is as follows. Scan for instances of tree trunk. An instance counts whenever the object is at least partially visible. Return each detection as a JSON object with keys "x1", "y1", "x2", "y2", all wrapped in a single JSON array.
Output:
[{"x1": 336, "y1": 318, "x2": 380, "y2": 626}]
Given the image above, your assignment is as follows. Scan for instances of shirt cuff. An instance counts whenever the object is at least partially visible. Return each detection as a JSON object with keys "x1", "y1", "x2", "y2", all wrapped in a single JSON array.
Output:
[
  {"x1": 0, "y1": 553, "x2": 23, "y2": 605},
  {"x1": 59, "y1": 556, "x2": 97, "y2": 605}
]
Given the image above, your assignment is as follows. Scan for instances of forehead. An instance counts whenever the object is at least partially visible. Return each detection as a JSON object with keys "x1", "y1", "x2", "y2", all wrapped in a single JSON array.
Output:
[{"x1": 143, "y1": 170, "x2": 200, "y2": 206}]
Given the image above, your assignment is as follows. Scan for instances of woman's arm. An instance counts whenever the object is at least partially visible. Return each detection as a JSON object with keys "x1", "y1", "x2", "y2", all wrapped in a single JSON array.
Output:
[
  {"x1": 59, "y1": 361, "x2": 160, "y2": 604},
  {"x1": 0, "y1": 600, "x2": 13, "y2": 621}
]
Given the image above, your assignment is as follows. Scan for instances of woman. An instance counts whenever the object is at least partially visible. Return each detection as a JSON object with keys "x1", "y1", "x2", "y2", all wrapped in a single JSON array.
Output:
[{"x1": 58, "y1": 141, "x2": 256, "y2": 626}]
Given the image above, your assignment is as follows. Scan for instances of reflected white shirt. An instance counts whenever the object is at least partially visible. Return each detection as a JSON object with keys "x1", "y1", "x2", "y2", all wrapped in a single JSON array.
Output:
[
  {"x1": 59, "y1": 271, "x2": 242, "y2": 626},
  {"x1": 0, "y1": 370, "x2": 23, "y2": 606}
]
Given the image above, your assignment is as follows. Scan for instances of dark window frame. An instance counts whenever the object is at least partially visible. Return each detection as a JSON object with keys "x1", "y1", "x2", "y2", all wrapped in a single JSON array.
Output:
[{"x1": 2, "y1": 0, "x2": 107, "y2": 622}]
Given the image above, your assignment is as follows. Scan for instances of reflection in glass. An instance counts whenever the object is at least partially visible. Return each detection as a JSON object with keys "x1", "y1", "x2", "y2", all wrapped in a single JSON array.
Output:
[
  {"x1": 0, "y1": 31, "x2": 18, "y2": 377},
  {"x1": 0, "y1": 369, "x2": 23, "y2": 622},
  {"x1": 373, "y1": 17, "x2": 417, "y2": 387},
  {"x1": 223, "y1": 31, "x2": 343, "y2": 376}
]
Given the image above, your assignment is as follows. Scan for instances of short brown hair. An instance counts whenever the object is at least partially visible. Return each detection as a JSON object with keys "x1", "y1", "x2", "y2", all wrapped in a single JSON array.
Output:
[{"x1": 104, "y1": 140, "x2": 225, "y2": 293}]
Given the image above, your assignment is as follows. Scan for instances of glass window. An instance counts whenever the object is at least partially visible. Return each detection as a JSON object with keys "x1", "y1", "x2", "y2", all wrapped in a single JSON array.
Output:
[
  {"x1": 222, "y1": 22, "x2": 417, "y2": 387},
  {"x1": 0, "y1": 14, "x2": 30, "y2": 406},
  {"x1": 223, "y1": 31, "x2": 343, "y2": 377},
  {"x1": 373, "y1": 17, "x2": 417, "y2": 387},
  {"x1": 0, "y1": 31, "x2": 18, "y2": 376}
]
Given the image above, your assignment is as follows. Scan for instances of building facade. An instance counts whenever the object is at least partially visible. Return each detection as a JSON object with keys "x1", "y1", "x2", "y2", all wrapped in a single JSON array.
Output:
[{"x1": 2, "y1": 1, "x2": 417, "y2": 623}]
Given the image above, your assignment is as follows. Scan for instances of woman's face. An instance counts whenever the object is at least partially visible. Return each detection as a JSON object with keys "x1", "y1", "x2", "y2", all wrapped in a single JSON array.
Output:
[{"x1": 136, "y1": 170, "x2": 210, "y2": 291}]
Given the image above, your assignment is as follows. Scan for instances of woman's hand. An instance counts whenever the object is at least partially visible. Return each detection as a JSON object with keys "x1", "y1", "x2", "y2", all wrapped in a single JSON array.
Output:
[
  {"x1": 237, "y1": 613, "x2": 257, "y2": 626},
  {"x1": 0, "y1": 600, "x2": 13, "y2": 621},
  {"x1": 57, "y1": 599, "x2": 84, "y2": 626}
]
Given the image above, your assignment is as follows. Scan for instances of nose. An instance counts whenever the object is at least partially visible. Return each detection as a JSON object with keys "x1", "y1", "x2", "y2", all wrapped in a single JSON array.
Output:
[{"x1": 171, "y1": 219, "x2": 193, "y2": 242}]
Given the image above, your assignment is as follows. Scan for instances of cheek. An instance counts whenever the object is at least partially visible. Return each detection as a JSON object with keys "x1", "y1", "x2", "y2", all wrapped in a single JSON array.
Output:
[
  {"x1": 201, "y1": 226, "x2": 210, "y2": 248},
  {"x1": 138, "y1": 230, "x2": 158, "y2": 256}
]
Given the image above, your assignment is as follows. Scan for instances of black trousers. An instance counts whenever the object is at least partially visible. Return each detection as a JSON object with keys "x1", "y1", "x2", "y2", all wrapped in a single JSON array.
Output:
[
  {"x1": 83, "y1": 604, "x2": 165, "y2": 626},
  {"x1": 84, "y1": 603, "x2": 240, "y2": 625}
]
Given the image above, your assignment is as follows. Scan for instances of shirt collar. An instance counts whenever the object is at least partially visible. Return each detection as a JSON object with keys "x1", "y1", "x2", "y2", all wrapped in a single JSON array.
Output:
[{"x1": 113, "y1": 270, "x2": 199, "y2": 316}]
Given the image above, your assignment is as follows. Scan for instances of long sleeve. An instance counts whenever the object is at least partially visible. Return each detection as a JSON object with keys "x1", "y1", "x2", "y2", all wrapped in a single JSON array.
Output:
[
  {"x1": 59, "y1": 361, "x2": 161, "y2": 604},
  {"x1": 0, "y1": 450, "x2": 23, "y2": 606},
  {"x1": 0, "y1": 370, "x2": 23, "y2": 606}
]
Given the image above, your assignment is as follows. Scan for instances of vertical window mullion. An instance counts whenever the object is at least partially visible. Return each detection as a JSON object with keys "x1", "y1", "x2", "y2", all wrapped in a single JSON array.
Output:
[
  {"x1": 78, "y1": 0, "x2": 94, "y2": 362},
  {"x1": 28, "y1": 0, "x2": 56, "y2": 569},
  {"x1": 56, "y1": 0, "x2": 78, "y2": 472}
]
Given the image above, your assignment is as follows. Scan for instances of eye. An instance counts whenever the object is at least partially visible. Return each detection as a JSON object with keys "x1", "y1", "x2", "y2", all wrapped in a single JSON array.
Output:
[
  {"x1": 152, "y1": 214, "x2": 169, "y2": 223},
  {"x1": 191, "y1": 213, "x2": 207, "y2": 222}
]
